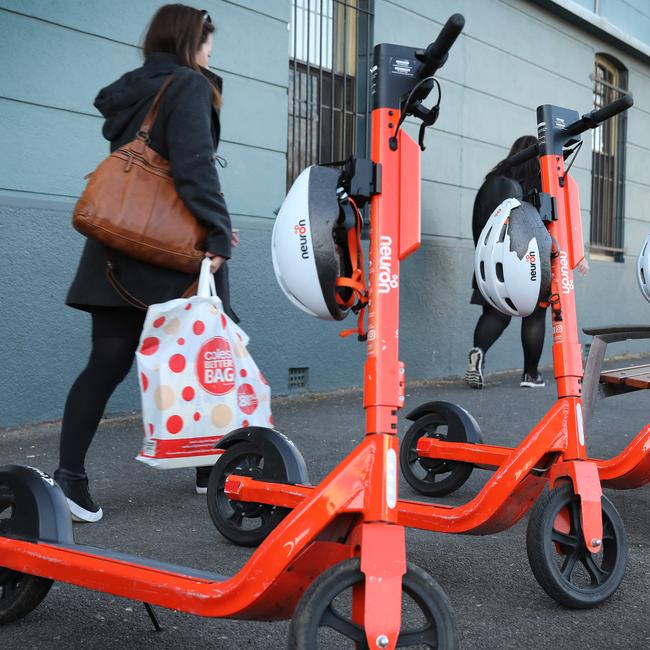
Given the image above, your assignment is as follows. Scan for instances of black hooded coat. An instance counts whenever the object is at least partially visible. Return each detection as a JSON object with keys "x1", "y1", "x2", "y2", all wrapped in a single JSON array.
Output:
[{"x1": 66, "y1": 53, "x2": 236, "y2": 320}]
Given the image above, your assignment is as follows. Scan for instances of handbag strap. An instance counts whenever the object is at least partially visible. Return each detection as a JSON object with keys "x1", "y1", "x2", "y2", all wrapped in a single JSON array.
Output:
[
  {"x1": 136, "y1": 74, "x2": 175, "y2": 143},
  {"x1": 104, "y1": 249, "x2": 199, "y2": 311}
]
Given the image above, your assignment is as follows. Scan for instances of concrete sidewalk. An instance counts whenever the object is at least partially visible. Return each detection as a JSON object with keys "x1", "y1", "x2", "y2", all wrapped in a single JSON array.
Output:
[{"x1": 1, "y1": 363, "x2": 648, "y2": 649}]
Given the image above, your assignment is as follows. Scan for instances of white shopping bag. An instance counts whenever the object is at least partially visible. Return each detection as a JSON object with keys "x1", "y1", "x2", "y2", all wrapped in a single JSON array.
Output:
[{"x1": 135, "y1": 259, "x2": 273, "y2": 469}]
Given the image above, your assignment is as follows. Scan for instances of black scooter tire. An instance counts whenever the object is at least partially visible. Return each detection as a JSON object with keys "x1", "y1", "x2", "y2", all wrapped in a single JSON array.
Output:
[
  {"x1": 207, "y1": 441, "x2": 289, "y2": 547},
  {"x1": 288, "y1": 558, "x2": 458, "y2": 649},
  {"x1": 0, "y1": 568, "x2": 53, "y2": 625},
  {"x1": 400, "y1": 413, "x2": 473, "y2": 497},
  {"x1": 526, "y1": 484, "x2": 627, "y2": 609}
]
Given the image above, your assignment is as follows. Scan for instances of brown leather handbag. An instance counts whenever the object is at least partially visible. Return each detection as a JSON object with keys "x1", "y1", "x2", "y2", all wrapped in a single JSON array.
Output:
[{"x1": 72, "y1": 75, "x2": 208, "y2": 273}]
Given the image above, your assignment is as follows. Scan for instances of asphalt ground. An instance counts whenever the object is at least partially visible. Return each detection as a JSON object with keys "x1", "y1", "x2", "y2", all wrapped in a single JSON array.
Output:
[{"x1": 1, "y1": 360, "x2": 648, "y2": 649}]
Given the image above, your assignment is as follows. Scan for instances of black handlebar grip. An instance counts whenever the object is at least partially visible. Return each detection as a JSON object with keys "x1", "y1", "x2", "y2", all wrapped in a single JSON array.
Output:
[
  {"x1": 420, "y1": 14, "x2": 465, "y2": 77},
  {"x1": 502, "y1": 143, "x2": 539, "y2": 169},
  {"x1": 590, "y1": 93, "x2": 634, "y2": 124},
  {"x1": 563, "y1": 93, "x2": 634, "y2": 137},
  {"x1": 426, "y1": 14, "x2": 465, "y2": 61}
]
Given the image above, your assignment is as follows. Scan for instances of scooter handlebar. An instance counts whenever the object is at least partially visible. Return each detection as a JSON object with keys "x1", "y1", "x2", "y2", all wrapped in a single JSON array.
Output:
[
  {"x1": 502, "y1": 143, "x2": 539, "y2": 169},
  {"x1": 419, "y1": 13, "x2": 465, "y2": 78},
  {"x1": 591, "y1": 93, "x2": 634, "y2": 124},
  {"x1": 563, "y1": 94, "x2": 634, "y2": 137},
  {"x1": 502, "y1": 94, "x2": 634, "y2": 168}
]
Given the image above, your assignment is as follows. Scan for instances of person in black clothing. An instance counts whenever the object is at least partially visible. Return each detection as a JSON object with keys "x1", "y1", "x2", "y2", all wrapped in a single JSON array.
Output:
[
  {"x1": 465, "y1": 135, "x2": 548, "y2": 389},
  {"x1": 56, "y1": 5, "x2": 238, "y2": 522}
]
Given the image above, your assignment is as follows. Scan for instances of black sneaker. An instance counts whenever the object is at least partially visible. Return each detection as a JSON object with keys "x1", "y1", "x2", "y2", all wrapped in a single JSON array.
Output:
[
  {"x1": 465, "y1": 347, "x2": 484, "y2": 389},
  {"x1": 54, "y1": 469, "x2": 103, "y2": 523},
  {"x1": 195, "y1": 466, "x2": 212, "y2": 495},
  {"x1": 520, "y1": 372, "x2": 546, "y2": 388}
]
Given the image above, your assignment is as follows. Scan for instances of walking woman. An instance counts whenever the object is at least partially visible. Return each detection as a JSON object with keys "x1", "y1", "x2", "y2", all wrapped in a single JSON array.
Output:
[
  {"x1": 56, "y1": 4, "x2": 237, "y2": 522},
  {"x1": 465, "y1": 136, "x2": 547, "y2": 389}
]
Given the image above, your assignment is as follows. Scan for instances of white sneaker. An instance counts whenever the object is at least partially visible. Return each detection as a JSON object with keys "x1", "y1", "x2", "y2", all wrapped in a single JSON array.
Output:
[
  {"x1": 67, "y1": 498, "x2": 104, "y2": 523},
  {"x1": 520, "y1": 372, "x2": 546, "y2": 388},
  {"x1": 465, "y1": 347, "x2": 484, "y2": 389},
  {"x1": 54, "y1": 469, "x2": 104, "y2": 523}
]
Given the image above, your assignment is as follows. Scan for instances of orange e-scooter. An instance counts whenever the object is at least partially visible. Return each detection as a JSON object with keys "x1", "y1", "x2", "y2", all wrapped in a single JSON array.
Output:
[
  {"x1": 0, "y1": 15, "x2": 466, "y2": 650},
  {"x1": 215, "y1": 95, "x2": 635, "y2": 610}
]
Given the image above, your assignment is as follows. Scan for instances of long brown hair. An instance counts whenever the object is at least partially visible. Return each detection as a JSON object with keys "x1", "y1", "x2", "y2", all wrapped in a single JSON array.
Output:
[
  {"x1": 487, "y1": 135, "x2": 541, "y2": 196},
  {"x1": 143, "y1": 3, "x2": 222, "y2": 109}
]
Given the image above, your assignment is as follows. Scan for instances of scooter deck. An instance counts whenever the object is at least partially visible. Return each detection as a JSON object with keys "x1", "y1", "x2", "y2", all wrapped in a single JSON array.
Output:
[{"x1": 0, "y1": 533, "x2": 353, "y2": 621}]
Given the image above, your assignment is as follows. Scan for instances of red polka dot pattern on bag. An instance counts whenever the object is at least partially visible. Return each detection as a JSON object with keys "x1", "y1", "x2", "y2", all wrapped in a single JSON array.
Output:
[
  {"x1": 259, "y1": 370, "x2": 268, "y2": 385},
  {"x1": 237, "y1": 383, "x2": 258, "y2": 415},
  {"x1": 178, "y1": 338, "x2": 185, "y2": 345},
  {"x1": 153, "y1": 316, "x2": 166, "y2": 328},
  {"x1": 185, "y1": 304, "x2": 192, "y2": 311},
  {"x1": 140, "y1": 337, "x2": 160, "y2": 356},
  {"x1": 193, "y1": 412, "x2": 201, "y2": 421},
  {"x1": 193, "y1": 320, "x2": 205, "y2": 335},
  {"x1": 242, "y1": 419, "x2": 249, "y2": 427},
  {"x1": 182, "y1": 386, "x2": 195, "y2": 401},
  {"x1": 148, "y1": 423, "x2": 154, "y2": 436},
  {"x1": 169, "y1": 354, "x2": 186, "y2": 373},
  {"x1": 141, "y1": 373, "x2": 149, "y2": 392},
  {"x1": 196, "y1": 337, "x2": 236, "y2": 395},
  {"x1": 220, "y1": 314, "x2": 227, "y2": 329},
  {"x1": 166, "y1": 415, "x2": 183, "y2": 434},
  {"x1": 240, "y1": 369, "x2": 247, "y2": 378}
]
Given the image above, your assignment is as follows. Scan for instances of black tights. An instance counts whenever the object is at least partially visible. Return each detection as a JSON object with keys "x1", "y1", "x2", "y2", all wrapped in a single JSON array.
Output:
[
  {"x1": 58, "y1": 308, "x2": 145, "y2": 475},
  {"x1": 473, "y1": 304, "x2": 547, "y2": 375}
]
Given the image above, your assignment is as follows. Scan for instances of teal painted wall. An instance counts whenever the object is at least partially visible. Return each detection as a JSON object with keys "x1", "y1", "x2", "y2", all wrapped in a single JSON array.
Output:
[
  {"x1": 1, "y1": 0, "x2": 649, "y2": 427},
  {"x1": 374, "y1": 0, "x2": 650, "y2": 385},
  {"x1": 0, "y1": 1, "x2": 372, "y2": 428}
]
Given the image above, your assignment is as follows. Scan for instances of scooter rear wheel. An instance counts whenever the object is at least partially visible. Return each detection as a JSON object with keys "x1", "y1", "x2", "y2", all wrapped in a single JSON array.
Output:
[
  {"x1": 0, "y1": 486, "x2": 53, "y2": 624},
  {"x1": 0, "y1": 569, "x2": 53, "y2": 625},
  {"x1": 207, "y1": 442, "x2": 289, "y2": 547},
  {"x1": 526, "y1": 484, "x2": 627, "y2": 608},
  {"x1": 288, "y1": 558, "x2": 458, "y2": 649},
  {"x1": 400, "y1": 413, "x2": 473, "y2": 497}
]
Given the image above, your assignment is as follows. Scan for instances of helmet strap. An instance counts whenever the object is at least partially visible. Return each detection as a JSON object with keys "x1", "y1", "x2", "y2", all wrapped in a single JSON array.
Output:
[{"x1": 336, "y1": 197, "x2": 369, "y2": 341}]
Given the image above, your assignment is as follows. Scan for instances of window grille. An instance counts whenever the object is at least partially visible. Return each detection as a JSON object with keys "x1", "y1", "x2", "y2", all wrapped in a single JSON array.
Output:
[
  {"x1": 288, "y1": 0, "x2": 374, "y2": 188},
  {"x1": 590, "y1": 55, "x2": 628, "y2": 260},
  {"x1": 288, "y1": 367, "x2": 309, "y2": 392}
]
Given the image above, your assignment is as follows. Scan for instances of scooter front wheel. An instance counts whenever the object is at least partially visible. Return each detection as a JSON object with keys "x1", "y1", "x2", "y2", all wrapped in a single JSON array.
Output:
[
  {"x1": 526, "y1": 484, "x2": 627, "y2": 608},
  {"x1": 288, "y1": 558, "x2": 458, "y2": 649},
  {"x1": 207, "y1": 442, "x2": 289, "y2": 547},
  {"x1": 400, "y1": 413, "x2": 473, "y2": 497}
]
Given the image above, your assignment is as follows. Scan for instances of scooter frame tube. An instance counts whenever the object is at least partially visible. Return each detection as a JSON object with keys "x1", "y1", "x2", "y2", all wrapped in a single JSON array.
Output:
[
  {"x1": 224, "y1": 101, "x2": 638, "y2": 555},
  {"x1": 0, "y1": 16, "x2": 467, "y2": 648}
]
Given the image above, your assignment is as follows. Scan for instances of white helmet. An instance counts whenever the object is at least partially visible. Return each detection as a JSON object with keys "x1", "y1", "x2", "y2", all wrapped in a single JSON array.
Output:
[
  {"x1": 272, "y1": 166, "x2": 361, "y2": 320},
  {"x1": 638, "y1": 234, "x2": 650, "y2": 303},
  {"x1": 475, "y1": 198, "x2": 552, "y2": 317}
]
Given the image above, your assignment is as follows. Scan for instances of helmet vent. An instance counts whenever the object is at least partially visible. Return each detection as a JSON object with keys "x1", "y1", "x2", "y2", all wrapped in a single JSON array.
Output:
[
  {"x1": 505, "y1": 297, "x2": 516, "y2": 311},
  {"x1": 479, "y1": 261, "x2": 486, "y2": 282},
  {"x1": 641, "y1": 267, "x2": 646, "y2": 285},
  {"x1": 496, "y1": 262, "x2": 504, "y2": 283},
  {"x1": 498, "y1": 222, "x2": 508, "y2": 243}
]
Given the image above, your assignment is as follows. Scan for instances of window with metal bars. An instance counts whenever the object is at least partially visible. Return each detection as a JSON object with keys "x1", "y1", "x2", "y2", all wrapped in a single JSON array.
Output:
[
  {"x1": 590, "y1": 54, "x2": 628, "y2": 261},
  {"x1": 287, "y1": 0, "x2": 374, "y2": 188}
]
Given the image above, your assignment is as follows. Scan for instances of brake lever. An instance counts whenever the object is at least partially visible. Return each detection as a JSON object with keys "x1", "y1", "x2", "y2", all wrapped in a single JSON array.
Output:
[{"x1": 410, "y1": 101, "x2": 440, "y2": 151}]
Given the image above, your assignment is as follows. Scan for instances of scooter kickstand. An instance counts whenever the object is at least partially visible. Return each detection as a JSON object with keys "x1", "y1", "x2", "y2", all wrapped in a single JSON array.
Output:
[{"x1": 143, "y1": 602, "x2": 162, "y2": 632}]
